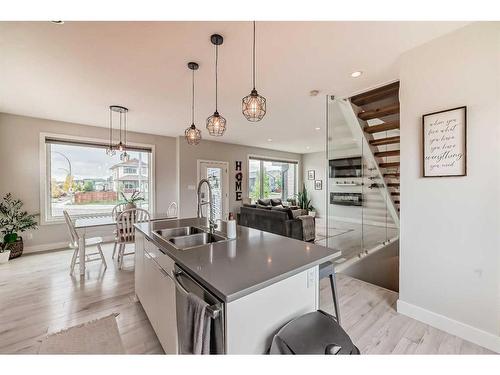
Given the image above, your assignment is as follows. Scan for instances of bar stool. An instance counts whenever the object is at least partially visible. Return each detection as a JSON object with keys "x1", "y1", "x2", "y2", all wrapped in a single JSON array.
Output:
[{"x1": 319, "y1": 261, "x2": 341, "y2": 325}]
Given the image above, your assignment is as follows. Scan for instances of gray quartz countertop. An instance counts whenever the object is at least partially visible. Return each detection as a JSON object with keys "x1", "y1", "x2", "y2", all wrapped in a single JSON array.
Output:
[{"x1": 135, "y1": 218, "x2": 341, "y2": 303}]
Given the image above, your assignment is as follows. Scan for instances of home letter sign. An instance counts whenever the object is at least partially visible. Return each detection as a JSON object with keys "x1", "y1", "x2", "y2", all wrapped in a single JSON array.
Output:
[{"x1": 235, "y1": 161, "x2": 242, "y2": 201}]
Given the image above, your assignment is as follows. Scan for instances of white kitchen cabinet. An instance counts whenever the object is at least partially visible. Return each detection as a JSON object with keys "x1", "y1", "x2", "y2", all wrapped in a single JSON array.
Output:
[
  {"x1": 137, "y1": 235, "x2": 178, "y2": 354},
  {"x1": 225, "y1": 266, "x2": 319, "y2": 354},
  {"x1": 134, "y1": 231, "x2": 145, "y2": 299}
]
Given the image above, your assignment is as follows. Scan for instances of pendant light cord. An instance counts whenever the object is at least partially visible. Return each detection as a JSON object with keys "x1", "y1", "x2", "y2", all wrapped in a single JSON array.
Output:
[
  {"x1": 119, "y1": 111, "x2": 122, "y2": 144},
  {"x1": 191, "y1": 68, "x2": 195, "y2": 124},
  {"x1": 109, "y1": 108, "x2": 112, "y2": 148},
  {"x1": 215, "y1": 44, "x2": 218, "y2": 112},
  {"x1": 124, "y1": 111, "x2": 127, "y2": 146},
  {"x1": 253, "y1": 20, "x2": 256, "y2": 90}
]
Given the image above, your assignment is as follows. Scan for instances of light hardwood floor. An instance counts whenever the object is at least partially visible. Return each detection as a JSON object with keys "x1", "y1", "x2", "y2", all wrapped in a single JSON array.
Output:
[{"x1": 0, "y1": 244, "x2": 493, "y2": 354}]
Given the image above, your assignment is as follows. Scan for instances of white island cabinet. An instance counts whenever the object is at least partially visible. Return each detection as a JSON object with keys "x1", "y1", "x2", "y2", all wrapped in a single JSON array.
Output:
[
  {"x1": 135, "y1": 231, "x2": 178, "y2": 354},
  {"x1": 135, "y1": 231, "x2": 320, "y2": 354}
]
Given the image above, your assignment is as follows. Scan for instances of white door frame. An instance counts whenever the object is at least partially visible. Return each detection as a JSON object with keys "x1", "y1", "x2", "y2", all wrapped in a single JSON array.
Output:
[{"x1": 197, "y1": 159, "x2": 230, "y2": 220}]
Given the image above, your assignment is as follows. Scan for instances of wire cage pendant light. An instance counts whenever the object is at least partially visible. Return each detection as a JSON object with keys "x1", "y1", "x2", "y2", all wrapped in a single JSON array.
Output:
[
  {"x1": 242, "y1": 21, "x2": 266, "y2": 122},
  {"x1": 108, "y1": 105, "x2": 130, "y2": 161},
  {"x1": 185, "y1": 62, "x2": 202, "y2": 145},
  {"x1": 206, "y1": 34, "x2": 227, "y2": 136}
]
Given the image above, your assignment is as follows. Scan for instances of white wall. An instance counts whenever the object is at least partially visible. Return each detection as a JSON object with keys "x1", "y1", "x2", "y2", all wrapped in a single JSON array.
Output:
[
  {"x1": 302, "y1": 151, "x2": 326, "y2": 217},
  {"x1": 0, "y1": 113, "x2": 178, "y2": 252},
  {"x1": 398, "y1": 22, "x2": 500, "y2": 352},
  {"x1": 177, "y1": 137, "x2": 302, "y2": 218}
]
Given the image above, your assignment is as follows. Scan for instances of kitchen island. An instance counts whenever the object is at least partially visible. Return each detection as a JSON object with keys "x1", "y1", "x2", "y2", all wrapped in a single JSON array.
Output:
[{"x1": 134, "y1": 217, "x2": 341, "y2": 354}]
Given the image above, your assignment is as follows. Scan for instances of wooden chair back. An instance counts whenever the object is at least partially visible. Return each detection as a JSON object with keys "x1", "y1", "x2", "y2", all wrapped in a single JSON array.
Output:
[
  {"x1": 116, "y1": 208, "x2": 150, "y2": 244},
  {"x1": 112, "y1": 202, "x2": 128, "y2": 219},
  {"x1": 63, "y1": 210, "x2": 79, "y2": 247}
]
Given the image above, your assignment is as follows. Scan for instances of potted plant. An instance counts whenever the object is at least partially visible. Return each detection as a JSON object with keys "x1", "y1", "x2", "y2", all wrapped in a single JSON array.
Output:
[
  {"x1": 296, "y1": 183, "x2": 313, "y2": 215},
  {"x1": 121, "y1": 190, "x2": 144, "y2": 210},
  {"x1": 0, "y1": 193, "x2": 38, "y2": 260},
  {"x1": 308, "y1": 206, "x2": 316, "y2": 218},
  {"x1": 0, "y1": 243, "x2": 11, "y2": 264}
]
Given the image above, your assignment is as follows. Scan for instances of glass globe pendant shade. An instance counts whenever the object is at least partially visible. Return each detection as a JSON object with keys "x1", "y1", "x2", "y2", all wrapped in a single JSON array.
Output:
[
  {"x1": 185, "y1": 124, "x2": 202, "y2": 145},
  {"x1": 117, "y1": 142, "x2": 125, "y2": 152},
  {"x1": 242, "y1": 89, "x2": 266, "y2": 122},
  {"x1": 120, "y1": 151, "x2": 130, "y2": 162},
  {"x1": 206, "y1": 111, "x2": 227, "y2": 136},
  {"x1": 105, "y1": 146, "x2": 116, "y2": 156}
]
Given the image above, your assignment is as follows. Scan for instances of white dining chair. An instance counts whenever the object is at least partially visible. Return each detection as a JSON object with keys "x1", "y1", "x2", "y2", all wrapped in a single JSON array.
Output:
[
  {"x1": 63, "y1": 210, "x2": 107, "y2": 274},
  {"x1": 167, "y1": 201, "x2": 178, "y2": 217},
  {"x1": 115, "y1": 208, "x2": 150, "y2": 269},
  {"x1": 111, "y1": 202, "x2": 129, "y2": 259}
]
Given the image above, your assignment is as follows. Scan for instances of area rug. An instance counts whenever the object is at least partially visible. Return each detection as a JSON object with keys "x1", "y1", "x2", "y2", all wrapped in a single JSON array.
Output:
[{"x1": 38, "y1": 313, "x2": 125, "y2": 354}]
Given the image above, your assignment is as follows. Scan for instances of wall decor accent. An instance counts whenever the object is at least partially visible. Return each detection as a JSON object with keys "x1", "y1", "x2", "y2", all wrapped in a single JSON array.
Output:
[
  {"x1": 235, "y1": 160, "x2": 243, "y2": 201},
  {"x1": 314, "y1": 180, "x2": 322, "y2": 190},
  {"x1": 307, "y1": 170, "x2": 315, "y2": 180},
  {"x1": 423, "y1": 106, "x2": 467, "y2": 177}
]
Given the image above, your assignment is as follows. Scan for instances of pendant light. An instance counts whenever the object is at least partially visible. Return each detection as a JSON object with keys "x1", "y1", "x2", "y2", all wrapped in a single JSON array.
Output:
[
  {"x1": 105, "y1": 106, "x2": 116, "y2": 156},
  {"x1": 185, "y1": 62, "x2": 202, "y2": 145},
  {"x1": 109, "y1": 105, "x2": 130, "y2": 162},
  {"x1": 242, "y1": 21, "x2": 266, "y2": 122},
  {"x1": 206, "y1": 34, "x2": 227, "y2": 136}
]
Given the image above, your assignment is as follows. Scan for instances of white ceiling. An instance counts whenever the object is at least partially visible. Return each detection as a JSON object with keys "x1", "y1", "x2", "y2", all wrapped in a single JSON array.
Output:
[{"x1": 0, "y1": 21, "x2": 468, "y2": 153}]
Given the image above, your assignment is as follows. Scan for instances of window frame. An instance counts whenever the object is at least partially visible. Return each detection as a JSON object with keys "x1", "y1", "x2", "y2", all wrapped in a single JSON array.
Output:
[
  {"x1": 39, "y1": 132, "x2": 156, "y2": 225},
  {"x1": 247, "y1": 154, "x2": 300, "y2": 202}
]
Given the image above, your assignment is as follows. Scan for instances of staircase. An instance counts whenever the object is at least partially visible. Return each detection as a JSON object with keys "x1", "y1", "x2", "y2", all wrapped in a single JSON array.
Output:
[{"x1": 350, "y1": 82, "x2": 400, "y2": 214}]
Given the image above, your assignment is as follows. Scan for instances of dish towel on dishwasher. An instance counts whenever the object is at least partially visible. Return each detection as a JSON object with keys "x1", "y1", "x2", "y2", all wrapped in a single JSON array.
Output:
[{"x1": 180, "y1": 292, "x2": 211, "y2": 354}]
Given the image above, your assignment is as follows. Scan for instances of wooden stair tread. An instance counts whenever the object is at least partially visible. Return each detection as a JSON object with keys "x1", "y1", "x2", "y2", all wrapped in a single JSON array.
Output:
[
  {"x1": 374, "y1": 150, "x2": 400, "y2": 158},
  {"x1": 358, "y1": 104, "x2": 400, "y2": 121},
  {"x1": 394, "y1": 200, "x2": 400, "y2": 204},
  {"x1": 387, "y1": 183, "x2": 400, "y2": 187},
  {"x1": 369, "y1": 136, "x2": 400, "y2": 146},
  {"x1": 379, "y1": 162, "x2": 400, "y2": 168},
  {"x1": 391, "y1": 192, "x2": 400, "y2": 196},
  {"x1": 384, "y1": 173, "x2": 400, "y2": 178},
  {"x1": 350, "y1": 82, "x2": 400, "y2": 106},
  {"x1": 364, "y1": 121, "x2": 400, "y2": 134}
]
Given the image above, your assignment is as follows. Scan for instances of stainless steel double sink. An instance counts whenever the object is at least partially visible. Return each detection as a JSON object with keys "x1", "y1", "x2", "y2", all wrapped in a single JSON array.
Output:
[{"x1": 152, "y1": 226, "x2": 228, "y2": 250}]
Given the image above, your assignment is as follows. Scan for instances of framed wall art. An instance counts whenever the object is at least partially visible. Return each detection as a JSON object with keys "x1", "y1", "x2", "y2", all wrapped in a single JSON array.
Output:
[
  {"x1": 307, "y1": 170, "x2": 315, "y2": 180},
  {"x1": 422, "y1": 106, "x2": 467, "y2": 177}
]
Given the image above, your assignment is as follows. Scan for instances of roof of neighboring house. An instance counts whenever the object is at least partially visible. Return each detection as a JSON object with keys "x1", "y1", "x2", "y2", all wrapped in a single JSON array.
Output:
[
  {"x1": 110, "y1": 158, "x2": 149, "y2": 170},
  {"x1": 116, "y1": 174, "x2": 149, "y2": 181}
]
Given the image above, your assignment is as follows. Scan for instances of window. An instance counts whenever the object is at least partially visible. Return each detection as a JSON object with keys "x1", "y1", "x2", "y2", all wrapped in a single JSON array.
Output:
[
  {"x1": 123, "y1": 167, "x2": 137, "y2": 174},
  {"x1": 248, "y1": 157, "x2": 298, "y2": 202},
  {"x1": 42, "y1": 135, "x2": 153, "y2": 223}
]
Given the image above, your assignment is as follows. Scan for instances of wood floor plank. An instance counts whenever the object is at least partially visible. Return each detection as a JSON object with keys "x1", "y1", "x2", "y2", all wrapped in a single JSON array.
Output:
[{"x1": 0, "y1": 244, "x2": 493, "y2": 354}]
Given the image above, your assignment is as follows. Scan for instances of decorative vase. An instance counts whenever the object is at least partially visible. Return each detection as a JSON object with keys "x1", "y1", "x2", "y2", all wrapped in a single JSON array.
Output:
[
  {"x1": 9, "y1": 237, "x2": 24, "y2": 259},
  {"x1": 125, "y1": 202, "x2": 136, "y2": 210},
  {"x1": 0, "y1": 250, "x2": 11, "y2": 264}
]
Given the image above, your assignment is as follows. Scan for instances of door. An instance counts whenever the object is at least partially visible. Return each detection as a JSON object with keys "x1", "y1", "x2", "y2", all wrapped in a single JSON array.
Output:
[{"x1": 198, "y1": 160, "x2": 229, "y2": 221}]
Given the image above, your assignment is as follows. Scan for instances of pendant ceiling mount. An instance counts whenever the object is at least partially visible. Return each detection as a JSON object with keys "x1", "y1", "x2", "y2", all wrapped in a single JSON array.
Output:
[
  {"x1": 206, "y1": 33, "x2": 227, "y2": 137},
  {"x1": 185, "y1": 62, "x2": 202, "y2": 145}
]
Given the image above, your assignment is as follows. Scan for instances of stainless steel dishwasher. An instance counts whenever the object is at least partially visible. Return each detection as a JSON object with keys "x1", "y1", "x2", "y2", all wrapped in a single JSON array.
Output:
[{"x1": 173, "y1": 264, "x2": 225, "y2": 354}]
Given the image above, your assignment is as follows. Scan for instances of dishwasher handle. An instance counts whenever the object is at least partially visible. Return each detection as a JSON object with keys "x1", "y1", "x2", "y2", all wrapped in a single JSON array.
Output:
[{"x1": 173, "y1": 270, "x2": 221, "y2": 320}]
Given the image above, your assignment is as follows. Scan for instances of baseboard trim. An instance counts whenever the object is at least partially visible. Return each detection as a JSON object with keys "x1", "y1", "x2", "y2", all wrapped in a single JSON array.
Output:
[
  {"x1": 23, "y1": 235, "x2": 116, "y2": 254},
  {"x1": 397, "y1": 299, "x2": 500, "y2": 353}
]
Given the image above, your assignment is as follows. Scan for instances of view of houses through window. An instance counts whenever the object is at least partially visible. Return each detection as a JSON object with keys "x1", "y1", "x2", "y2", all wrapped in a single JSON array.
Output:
[
  {"x1": 46, "y1": 141, "x2": 151, "y2": 221},
  {"x1": 248, "y1": 157, "x2": 298, "y2": 202}
]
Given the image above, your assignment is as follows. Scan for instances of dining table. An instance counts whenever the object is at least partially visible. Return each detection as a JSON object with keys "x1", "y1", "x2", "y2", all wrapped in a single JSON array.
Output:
[{"x1": 74, "y1": 212, "x2": 176, "y2": 276}]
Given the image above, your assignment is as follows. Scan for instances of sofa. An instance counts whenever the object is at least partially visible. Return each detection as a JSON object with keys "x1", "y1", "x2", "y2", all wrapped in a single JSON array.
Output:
[{"x1": 238, "y1": 198, "x2": 315, "y2": 242}]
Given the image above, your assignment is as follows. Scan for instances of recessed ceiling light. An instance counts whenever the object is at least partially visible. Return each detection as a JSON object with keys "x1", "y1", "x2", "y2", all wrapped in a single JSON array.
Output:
[
  {"x1": 315, "y1": 127, "x2": 321, "y2": 131},
  {"x1": 50, "y1": 21, "x2": 64, "y2": 24},
  {"x1": 351, "y1": 71, "x2": 363, "y2": 78},
  {"x1": 267, "y1": 138, "x2": 272, "y2": 142},
  {"x1": 309, "y1": 90, "x2": 320, "y2": 97},
  {"x1": 306, "y1": 146, "x2": 310, "y2": 150}
]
